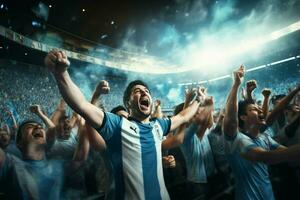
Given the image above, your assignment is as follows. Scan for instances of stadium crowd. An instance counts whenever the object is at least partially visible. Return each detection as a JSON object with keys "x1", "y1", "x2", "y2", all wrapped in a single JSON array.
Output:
[{"x1": 0, "y1": 52, "x2": 300, "y2": 200}]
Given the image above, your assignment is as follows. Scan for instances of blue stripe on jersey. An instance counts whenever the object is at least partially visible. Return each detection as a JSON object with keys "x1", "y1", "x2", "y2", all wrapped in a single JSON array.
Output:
[
  {"x1": 106, "y1": 119, "x2": 124, "y2": 200},
  {"x1": 156, "y1": 118, "x2": 171, "y2": 136},
  {"x1": 139, "y1": 124, "x2": 162, "y2": 200}
]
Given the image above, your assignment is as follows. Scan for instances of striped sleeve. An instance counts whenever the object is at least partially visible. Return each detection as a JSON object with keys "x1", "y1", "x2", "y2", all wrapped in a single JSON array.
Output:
[
  {"x1": 156, "y1": 118, "x2": 171, "y2": 136},
  {"x1": 96, "y1": 112, "x2": 122, "y2": 140}
]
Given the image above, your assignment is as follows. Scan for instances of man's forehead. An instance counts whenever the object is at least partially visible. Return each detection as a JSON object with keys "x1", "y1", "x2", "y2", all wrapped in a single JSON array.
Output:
[
  {"x1": 132, "y1": 84, "x2": 148, "y2": 91},
  {"x1": 247, "y1": 104, "x2": 259, "y2": 109}
]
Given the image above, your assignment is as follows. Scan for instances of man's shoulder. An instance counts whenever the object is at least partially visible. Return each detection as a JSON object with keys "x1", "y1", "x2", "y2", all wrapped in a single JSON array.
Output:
[
  {"x1": 224, "y1": 131, "x2": 251, "y2": 142},
  {"x1": 258, "y1": 132, "x2": 274, "y2": 142}
]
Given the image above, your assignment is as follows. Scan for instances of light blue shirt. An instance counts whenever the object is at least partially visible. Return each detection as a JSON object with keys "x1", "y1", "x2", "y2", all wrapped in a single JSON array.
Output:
[
  {"x1": 5, "y1": 141, "x2": 22, "y2": 158},
  {"x1": 224, "y1": 131, "x2": 280, "y2": 200},
  {"x1": 0, "y1": 154, "x2": 64, "y2": 200},
  {"x1": 180, "y1": 124, "x2": 215, "y2": 183}
]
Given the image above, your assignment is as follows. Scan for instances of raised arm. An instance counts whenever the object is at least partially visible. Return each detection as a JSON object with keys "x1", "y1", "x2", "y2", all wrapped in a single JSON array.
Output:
[
  {"x1": 245, "y1": 80, "x2": 257, "y2": 103},
  {"x1": 85, "y1": 80, "x2": 108, "y2": 151},
  {"x1": 152, "y1": 100, "x2": 163, "y2": 119},
  {"x1": 170, "y1": 87, "x2": 204, "y2": 131},
  {"x1": 164, "y1": 87, "x2": 212, "y2": 149},
  {"x1": 266, "y1": 84, "x2": 300, "y2": 126},
  {"x1": 196, "y1": 96, "x2": 214, "y2": 140},
  {"x1": 261, "y1": 88, "x2": 271, "y2": 119},
  {"x1": 44, "y1": 50, "x2": 104, "y2": 128},
  {"x1": 162, "y1": 89, "x2": 196, "y2": 149},
  {"x1": 73, "y1": 117, "x2": 90, "y2": 161},
  {"x1": 240, "y1": 87, "x2": 247, "y2": 100},
  {"x1": 30, "y1": 104, "x2": 56, "y2": 143},
  {"x1": 30, "y1": 105, "x2": 55, "y2": 129},
  {"x1": 69, "y1": 111, "x2": 80, "y2": 129},
  {"x1": 212, "y1": 109, "x2": 225, "y2": 135},
  {"x1": 90, "y1": 80, "x2": 110, "y2": 105},
  {"x1": 241, "y1": 144, "x2": 300, "y2": 165},
  {"x1": 223, "y1": 65, "x2": 245, "y2": 138},
  {"x1": 50, "y1": 99, "x2": 66, "y2": 126},
  {"x1": 6, "y1": 110, "x2": 18, "y2": 130}
]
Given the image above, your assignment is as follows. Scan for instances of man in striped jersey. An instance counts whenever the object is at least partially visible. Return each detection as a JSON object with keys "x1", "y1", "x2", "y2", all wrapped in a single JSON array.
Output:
[{"x1": 45, "y1": 50, "x2": 203, "y2": 200}]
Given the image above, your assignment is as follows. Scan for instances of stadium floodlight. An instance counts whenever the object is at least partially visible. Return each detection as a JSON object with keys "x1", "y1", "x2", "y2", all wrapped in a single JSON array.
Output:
[
  {"x1": 183, "y1": 20, "x2": 300, "y2": 73},
  {"x1": 178, "y1": 55, "x2": 300, "y2": 86},
  {"x1": 270, "y1": 21, "x2": 300, "y2": 40}
]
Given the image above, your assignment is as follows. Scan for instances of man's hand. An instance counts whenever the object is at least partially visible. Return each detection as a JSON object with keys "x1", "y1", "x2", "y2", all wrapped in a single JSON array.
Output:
[
  {"x1": 162, "y1": 155, "x2": 176, "y2": 168},
  {"x1": 246, "y1": 80, "x2": 257, "y2": 93},
  {"x1": 95, "y1": 80, "x2": 110, "y2": 95},
  {"x1": 262, "y1": 88, "x2": 271, "y2": 98},
  {"x1": 203, "y1": 96, "x2": 214, "y2": 106},
  {"x1": 196, "y1": 86, "x2": 207, "y2": 105},
  {"x1": 233, "y1": 65, "x2": 245, "y2": 86},
  {"x1": 185, "y1": 88, "x2": 197, "y2": 104},
  {"x1": 29, "y1": 105, "x2": 42, "y2": 115},
  {"x1": 154, "y1": 99, "x2": 161, "y2": 107},
  {"x1": 44, "y1": 50, "x2": 70, "y2": 74}
]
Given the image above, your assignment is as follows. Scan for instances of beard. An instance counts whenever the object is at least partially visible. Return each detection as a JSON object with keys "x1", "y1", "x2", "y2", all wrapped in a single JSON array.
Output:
[
  {"x1": 131, "y1": 103, "x2": 152, "y2": 119},
  {"x1": 138, "y1": 106, "x2": 152, "y2": 118}
]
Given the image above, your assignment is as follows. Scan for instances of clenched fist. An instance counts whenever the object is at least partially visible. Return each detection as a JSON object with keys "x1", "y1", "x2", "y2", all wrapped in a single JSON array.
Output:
[
  {"x1": 44, "y1": 50, "x2": 70, "y2": 75},
  {"x1": 29, "y1": 105, "x2": 42, "y2": 115},
  {"x1": 233, "y1": 65, "x2": 245, "y2": 86},
  {"x1": 246, "y1": 80, "x2": 257, "y2": 93},
  {"x1": 262, "y1": 88, "x2": 271, "y2": 98},
  {"x1": 95, "y1": 80, "x2": 110, "y2": 94},
  {"x1": 162, "y1": 155, "x2": 176, "y2": 168}
]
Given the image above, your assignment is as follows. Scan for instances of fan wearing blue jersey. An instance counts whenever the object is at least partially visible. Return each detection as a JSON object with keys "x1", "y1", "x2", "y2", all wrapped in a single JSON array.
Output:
[
  {"x1": 44, "y1": 49, "x2": 204, "y2": 200},
  {"x1": 182, "y1": 95, "x2": 216, "y2": 200},
  {"x1": 223, "y1": 65, "x2": 300, "y2": 200},
  {"x1": 0, "y1": 118, "x2": 88, "y2": 200}
]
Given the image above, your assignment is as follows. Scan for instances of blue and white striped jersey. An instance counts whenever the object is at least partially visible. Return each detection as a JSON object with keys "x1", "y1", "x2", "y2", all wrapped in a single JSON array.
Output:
[{"x1": 96, "y1": 112, "x2": 171, "y2": 200}]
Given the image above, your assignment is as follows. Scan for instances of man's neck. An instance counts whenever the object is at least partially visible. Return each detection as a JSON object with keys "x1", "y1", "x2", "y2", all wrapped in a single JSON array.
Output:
[
  {"x1": 129, "y1": 113, "x2": 150, "y2": 123},
  {"x1": 24, "y1": 145, "x2": 45, "y2": 160},
  {"x1": 244, "y1": 124, "x2": 260, "y2": 138}
]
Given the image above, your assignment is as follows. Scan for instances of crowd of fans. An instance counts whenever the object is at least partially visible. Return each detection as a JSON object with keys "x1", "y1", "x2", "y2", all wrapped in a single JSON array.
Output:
[
  {"x1": 0, "y1": 60, "x2": 176, "y2": 123},
  {"x1": 0, "y1": 54, "x2": 300, "y2": 200}
]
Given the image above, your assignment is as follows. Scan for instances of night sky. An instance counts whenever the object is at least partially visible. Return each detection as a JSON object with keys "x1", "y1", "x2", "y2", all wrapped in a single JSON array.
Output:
[
  {"x1": 2, "y1": 0, "x2": 300, "y2": 51},
  {"x1": 1, "y1": 0, "x2": 300, "y2": 74}
]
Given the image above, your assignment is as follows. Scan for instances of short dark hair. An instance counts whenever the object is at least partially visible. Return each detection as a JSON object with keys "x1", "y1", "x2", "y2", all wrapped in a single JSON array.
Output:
[
  {"x1": 123, "y1": 80, "x2": 150, "y2": 110},
  {"x1": 238, "y1": 99, "x2": 254, "y2": 128},
  {"x1": 17, "y1": 120, "x2": 41, "y2": 144},
  {"x1": 111, "y1": 105, "x2": 127, "y2": 114}
]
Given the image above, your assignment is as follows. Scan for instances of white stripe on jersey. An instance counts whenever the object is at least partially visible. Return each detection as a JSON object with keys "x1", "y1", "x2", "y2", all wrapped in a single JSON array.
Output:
[
  {"x1": 152, "y1": 121, "x2": 170, "y2": 200},
  {"x1": 121, "y1": 119, "x2": 145, "y2": 200}
]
